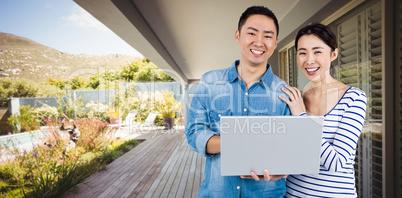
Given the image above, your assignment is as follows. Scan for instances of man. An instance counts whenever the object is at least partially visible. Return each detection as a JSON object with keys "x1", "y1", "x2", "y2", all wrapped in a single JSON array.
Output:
[{"x1": 185, "y1": 6, "x2": 290, "y2": 197}]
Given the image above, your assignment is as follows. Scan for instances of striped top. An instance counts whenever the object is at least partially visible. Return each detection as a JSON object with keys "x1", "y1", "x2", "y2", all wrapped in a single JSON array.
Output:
[{"x1": 285, "y1": 87, "x2": 367, "y2": 198}]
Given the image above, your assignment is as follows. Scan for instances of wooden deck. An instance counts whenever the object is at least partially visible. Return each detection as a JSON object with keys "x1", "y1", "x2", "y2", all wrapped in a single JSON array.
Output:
[{"x1": 61, "y1": 128, "x2": 205, "y2": 198}]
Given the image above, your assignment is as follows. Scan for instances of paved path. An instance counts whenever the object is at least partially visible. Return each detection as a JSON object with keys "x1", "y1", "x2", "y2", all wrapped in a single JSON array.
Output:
[{"x1": 61, "y1": 128, "x2": 205, "y2": 198}]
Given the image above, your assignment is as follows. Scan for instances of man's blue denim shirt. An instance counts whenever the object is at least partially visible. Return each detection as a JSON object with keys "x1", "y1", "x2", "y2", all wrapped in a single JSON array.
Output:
[{"x1": 185, "y1": 60, "x2": 291, "y2": 198}]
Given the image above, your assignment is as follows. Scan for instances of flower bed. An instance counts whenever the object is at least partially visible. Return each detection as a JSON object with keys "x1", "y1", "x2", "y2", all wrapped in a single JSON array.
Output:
[{"x1": 0, "y1": 118, "x2": 140, "y2": 197}]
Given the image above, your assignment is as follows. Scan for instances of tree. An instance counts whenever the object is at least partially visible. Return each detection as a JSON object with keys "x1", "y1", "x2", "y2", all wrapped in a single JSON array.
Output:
[
  {"x1": 46, "y1": 78, "x2": 66, "y2": 90},
  {"x1": 120, "y1": 62, "x2": 139, "y2": 82},
  {"x1": 120, "y1": 58, "x2": 174, "y2": 82},
  {"x1": 87, "y1": 75, "x2": 100, "y2": 89},
  {"x1": 66, "y1": 76, "x2": 87, "y2": 90}
]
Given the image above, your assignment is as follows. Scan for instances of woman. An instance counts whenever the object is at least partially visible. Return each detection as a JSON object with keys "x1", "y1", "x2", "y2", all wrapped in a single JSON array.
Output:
[{"x1": 279, "y1": 24, "x2": 367, "y2": 197}]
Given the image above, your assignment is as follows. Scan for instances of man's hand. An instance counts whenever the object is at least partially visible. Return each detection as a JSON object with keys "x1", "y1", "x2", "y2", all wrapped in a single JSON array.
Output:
[{"x1": 240, "y1": 169, "x2": 287, "y2": 181}]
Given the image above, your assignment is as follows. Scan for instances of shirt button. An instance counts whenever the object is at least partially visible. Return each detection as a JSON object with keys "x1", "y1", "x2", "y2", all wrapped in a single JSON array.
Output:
[
  {"x1": 244, "y1": 108, "x2": 247, "y2": 112},
  {"x1": 218, "y1": 114, "x2": 221, "y2": 117},
  {"x1": 237, "y1": 186, "x2": 240, "y2": 190},
  {"x1": 245, "y1": 92, "x2": 248, "y2": 96}
]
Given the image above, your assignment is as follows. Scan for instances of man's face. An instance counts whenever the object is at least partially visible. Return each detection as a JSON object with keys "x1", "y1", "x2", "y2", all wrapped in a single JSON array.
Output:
[{"x1": 235, "y1": 14, "x2": 278, "y2": 67}]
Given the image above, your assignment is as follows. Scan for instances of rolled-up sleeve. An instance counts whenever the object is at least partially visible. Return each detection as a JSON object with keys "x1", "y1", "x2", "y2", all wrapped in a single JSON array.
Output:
[{"x1": 185, "y1": 77, "x2": 219, "y2": 157}]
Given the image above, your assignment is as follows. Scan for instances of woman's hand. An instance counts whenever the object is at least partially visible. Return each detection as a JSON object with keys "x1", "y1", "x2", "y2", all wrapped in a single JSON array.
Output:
[
  {"x1": 240, "y1": 169, "x2": 287, "y2": 181},
  {"x1": 279, "y1": 85, "x2": 306, "y2": 116}
]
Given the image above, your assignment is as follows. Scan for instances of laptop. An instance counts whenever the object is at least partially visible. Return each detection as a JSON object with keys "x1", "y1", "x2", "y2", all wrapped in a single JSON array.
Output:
[{"x1": 220, "y1": 116, "x2": 323, "y2": 176}]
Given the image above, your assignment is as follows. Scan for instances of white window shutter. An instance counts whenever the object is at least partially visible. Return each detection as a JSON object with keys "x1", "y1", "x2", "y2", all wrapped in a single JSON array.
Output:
[{"x1": 334, "y1": 2, "x2": 382, "y2": 197}]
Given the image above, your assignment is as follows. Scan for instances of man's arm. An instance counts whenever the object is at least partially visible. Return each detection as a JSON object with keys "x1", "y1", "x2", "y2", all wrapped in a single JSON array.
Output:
[{"x1": 185, "y1": 78, "x2": 220, "y2": 157}]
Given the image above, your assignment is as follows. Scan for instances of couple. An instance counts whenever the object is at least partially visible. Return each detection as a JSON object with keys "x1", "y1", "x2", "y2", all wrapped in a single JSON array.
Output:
[{"x1": 185, "y1": 5, "x2": 367, "y2": 198}]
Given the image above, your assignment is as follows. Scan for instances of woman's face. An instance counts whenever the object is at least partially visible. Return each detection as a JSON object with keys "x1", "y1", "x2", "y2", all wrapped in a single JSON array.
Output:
[{"x1": 296, "y1": 34, "x2": 338, "y2": 83}]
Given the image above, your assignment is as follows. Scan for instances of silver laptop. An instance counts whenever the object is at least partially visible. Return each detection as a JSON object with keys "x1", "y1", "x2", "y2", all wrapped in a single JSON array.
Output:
[{"x1": 220, "y1": 116, "x2": 323, "y2": 176}]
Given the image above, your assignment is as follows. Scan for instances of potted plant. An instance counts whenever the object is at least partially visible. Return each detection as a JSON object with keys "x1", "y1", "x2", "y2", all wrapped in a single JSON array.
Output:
[
  {"x1": 155, "y1": 91, "x2": 181, "y2": 129},
  {"x1": 108, "y1": 106, "x2": 121, "y2": 125}
]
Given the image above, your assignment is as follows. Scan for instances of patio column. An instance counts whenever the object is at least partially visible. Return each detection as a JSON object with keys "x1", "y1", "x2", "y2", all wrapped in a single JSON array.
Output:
[
  {"x1": 182, "y1": 84, "x2": 189, "y2": 127},
  {"x1": 8, "y1": 98, "x2": 20, "y2": 133}
]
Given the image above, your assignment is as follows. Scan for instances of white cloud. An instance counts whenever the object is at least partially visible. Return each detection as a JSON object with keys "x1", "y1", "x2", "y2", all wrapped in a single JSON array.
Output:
[{"x1": 64, "y1": 5, "x2": 108, "y2": 31}]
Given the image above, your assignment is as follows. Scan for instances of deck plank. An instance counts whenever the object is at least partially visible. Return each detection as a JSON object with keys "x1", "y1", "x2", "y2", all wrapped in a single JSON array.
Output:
[
  {"x1": 102, "y1": 132, "x2": 181, "y2": 197},
  {"x1": 122, "y1": 134, "x2": 183, "y2": 197},
  {"x1": 79, "y1": 132, "x2": 163, "y2": 193},
  {"x1": 192, "y1": 153, "x2": 203, "y2": 198},
  {"x1": 61, "y1": 129, "x2": 205, "y2": 198},
  {"x1": 160, "y1": 140, "x2": 189, "y2": 197},
  {"x1": 82, "y1": 132, "x2": 169, "y2": 198},
  {"x1": 146, "y1": 139, "x2": 184, "y2": 197},
  {"x1": 175, "y1": 146, "x2": 194, "y2": 198},
  {"x1": 167, "y1": 141, "x2": 191, "y2": 197},
  {"x1": 183, "y1": 150, "x2": 197, "y2": 198}
]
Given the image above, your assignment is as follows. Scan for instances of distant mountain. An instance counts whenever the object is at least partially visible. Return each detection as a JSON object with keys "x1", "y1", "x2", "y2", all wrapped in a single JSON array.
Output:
[{"x1": 0, "y1": 32, "x2": 137, "y2": 82}]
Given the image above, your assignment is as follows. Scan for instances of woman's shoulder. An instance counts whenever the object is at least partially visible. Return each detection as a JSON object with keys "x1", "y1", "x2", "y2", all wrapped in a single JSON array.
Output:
[
  {"x1": 342, "y1": 87, "x2": 367, "y2": 108},
  {"x1": 345, "y1": 86, "x2": 367, "y2": 98}
]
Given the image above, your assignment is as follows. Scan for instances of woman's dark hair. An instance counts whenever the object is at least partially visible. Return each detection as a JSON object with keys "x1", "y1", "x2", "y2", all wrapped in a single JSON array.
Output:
[
  {"x1": 238, "y1": 6, "x2": 279, "y2": 36},
  {"x1": 295, "y1": 23, "x2": 337, "y2": 51},
  {"x1": 295, "y1": 23, "x2": 338, "y2": 77}
]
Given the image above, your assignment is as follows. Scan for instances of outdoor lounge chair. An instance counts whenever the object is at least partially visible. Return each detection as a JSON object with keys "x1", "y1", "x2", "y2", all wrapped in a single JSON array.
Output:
[
  {"x1": 108, "y1": 112, "x2": 137, "y2": 128},
  {"x1": 136, "y1": 112, "x2": 159, "y2": 131}
]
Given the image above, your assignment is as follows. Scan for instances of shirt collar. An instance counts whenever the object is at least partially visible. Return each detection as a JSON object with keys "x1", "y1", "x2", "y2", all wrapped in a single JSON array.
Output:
[{"x1": 228, "y1": 60, "x2": 274, "y2": 86}]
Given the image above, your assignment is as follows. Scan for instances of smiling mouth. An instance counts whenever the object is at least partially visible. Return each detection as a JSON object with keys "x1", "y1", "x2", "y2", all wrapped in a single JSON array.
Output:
[
  {"x1": 251, "y1": 49, "x2": 264, "y2": 55},
  {"x1": 305, "y1": 67, "x2": 320, "y2": 74}
]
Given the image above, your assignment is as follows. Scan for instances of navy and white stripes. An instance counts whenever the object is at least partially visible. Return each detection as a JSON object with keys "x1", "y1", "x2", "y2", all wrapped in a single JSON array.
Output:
[{"x1": 285, "y1": 87, "x2": 367, "y2": 197}]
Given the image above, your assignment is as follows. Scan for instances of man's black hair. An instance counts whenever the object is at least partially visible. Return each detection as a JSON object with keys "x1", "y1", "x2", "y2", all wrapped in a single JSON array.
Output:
[{"x1": 238, "y1": 6, "x2": 279, "y2": 36}]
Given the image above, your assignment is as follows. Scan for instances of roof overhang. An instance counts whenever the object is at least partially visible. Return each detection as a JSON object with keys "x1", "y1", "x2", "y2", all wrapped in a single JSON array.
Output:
[{"x1": 74, "y1": 0, "x2": 354, "y2": 84}]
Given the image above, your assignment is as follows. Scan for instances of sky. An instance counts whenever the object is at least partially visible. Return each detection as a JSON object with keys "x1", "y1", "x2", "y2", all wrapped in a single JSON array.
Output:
[{"x1": 0, "y1": 0, "x2": 143, "y2": 57}]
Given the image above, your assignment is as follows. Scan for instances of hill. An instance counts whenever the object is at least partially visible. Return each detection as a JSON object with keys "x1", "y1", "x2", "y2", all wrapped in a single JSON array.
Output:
[{"x1": 0, "y1": 32, "x2": 137, "y2": 82}]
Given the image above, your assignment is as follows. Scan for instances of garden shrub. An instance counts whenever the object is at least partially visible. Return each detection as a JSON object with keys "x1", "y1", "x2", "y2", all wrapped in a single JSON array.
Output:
[
  {"x1": 155, "y1": 90, "x2": 181, "y2": 118},
  {"x1": 57, "y1": 93, "x2": 85, "y2": 119},
  {"x1": 7, "y1": 105, "x2": 40, "y2": 133},
  {"x1": 0, "y1": 165, "x2": 20, "y2": 192},
  {"x1": 0, "y1": 119, "x2": 139, "y2": 197},
  {"x1": 74, "y1": 118, "x2": 114, "y2": 152},
  {"x1": 36, "y1": 82, "x2": 65, "y2": 98},
  {"x1": 129, "y1": 91, "x2": 184, "y2": 126},
  {"x1": 0, "y1": 78, "x2": 64, "y2": 107},
  {"x1": 85, "y1": 101, "x2": 109, "y2": 122},
  {"x1": 0, "y1": 78, "x2": 38, "y2": 107},
  {"x1": 31, "y1": 104, "x2": 60, "y2": 126},
  {"x1": 0, "y1": 123, "x2": 73, "y2": 197},
  {"x1": 110, "y1": 83, "x2": 136, "y2": 121},
  {"x1": 23, "y1": 158, "x2": 80, "y2": 198}
]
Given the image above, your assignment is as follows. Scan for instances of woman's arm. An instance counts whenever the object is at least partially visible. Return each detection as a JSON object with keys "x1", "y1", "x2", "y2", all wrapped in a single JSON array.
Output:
[
  {"x1": 320, "y1": 91, "x2": 367, "y2": 172},
  {"x1": 281, "y1": 85, "x2": 367, "y2": 172}
]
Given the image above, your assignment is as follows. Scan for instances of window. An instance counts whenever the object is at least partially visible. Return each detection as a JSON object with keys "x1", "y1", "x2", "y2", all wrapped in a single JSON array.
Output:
[
  {"x1": 278, "y1": 1, "x2": 383, "y2": 197},
  {"x1": 287, "y1": 46, "x2": 297, "y2": 88},
  {"x1": 334, "y1": 3, "x2": 382, "y2": 197}
]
